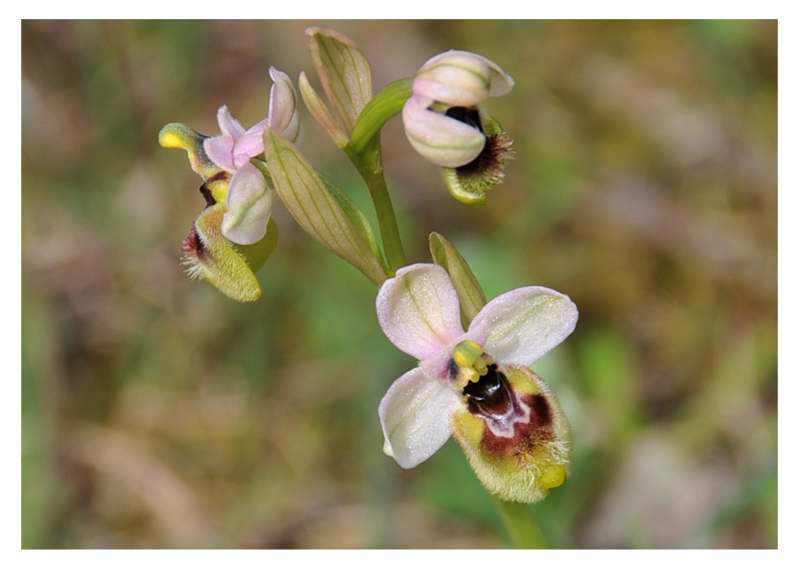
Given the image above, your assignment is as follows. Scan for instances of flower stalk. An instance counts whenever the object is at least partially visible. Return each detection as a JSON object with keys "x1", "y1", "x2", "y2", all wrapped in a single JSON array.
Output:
[
  {"x1": 346, "y1": 141, "x2": 406, "y2": 276},
  {"x1": 493, "y1": 496, "x2": 549, "y2": 549}
]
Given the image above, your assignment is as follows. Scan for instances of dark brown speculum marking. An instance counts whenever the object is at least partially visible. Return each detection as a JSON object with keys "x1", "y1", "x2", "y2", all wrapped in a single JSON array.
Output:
[
  {"x1": 207, "y1": 171, "x2": 228, "y2": 183},
  {"x1": 462, "y1": 364, "x2": 555, "y2": 456},
  {"x1": 199, "y1": 183, "x2": 216, "y2": 207},
  {"x1": 182, "y1": 226, "x2": 206, "y2": 259},
  {"x1": 530, "y1": 393, "x2": 552, "y2": 427},
  {"x1": 198, "y1": 172, "x2": 228, "y2": 207},
  {"x1": 446, "y1": 106, "x2": 484, "y2": 133},
  {"x1": 444, "y1": 106, "x2": 511, "y2": 181},
  {"x1": 463, "y1": 364, "x2": 513, "y2": 417}
]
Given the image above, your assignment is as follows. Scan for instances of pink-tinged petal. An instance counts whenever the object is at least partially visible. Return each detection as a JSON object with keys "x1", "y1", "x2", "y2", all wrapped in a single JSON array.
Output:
[
  {"x1": 246, "y1": 117, "x2": 270, "y2": 136},
  {"x1": 267, "y1": 67, "x2": 300, "y2": 142},
  {"x1": 414, "y1": 50, "x2": 514, "y2": 107},
  {"x1": 221, "y1": 163, "x2": 272, "y2": 245},
  {"x1": 203, "y1": 135, "x2": 236, "y2": 173},
  {"x1": 216, "y1": 105, "x2": 245, "y2": 139},
  {"x1": 402, "y1": 95, "x2": 485, "y2": 168},
  {"x1": 467, "y1": 286, "x2": 578, "y2": 367},
  {"x1": 420, "y1": 349, "x2": 457, "y2": 381},
  {"x1": 379, "y1": 367, "x2": 462, "y2": 469},
  {"x1": 376, "y1": 263, "x2": 465, "y2": 361},
  {"x1": 232, "y1": 131, "x2": 265, "y2": 167}
]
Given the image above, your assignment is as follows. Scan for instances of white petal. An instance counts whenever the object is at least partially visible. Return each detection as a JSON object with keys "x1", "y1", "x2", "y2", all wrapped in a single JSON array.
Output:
[
  {"x1": 379, "y1": 367, "x2": 462, "y2": 469},
  {"x1": 414, "y1": 50, "x2": 514, "y2": 107},
  {"x1": 376, "y1": 263, "x2": 465, "y2": 361},
  {"x1": 216, "y1": 105, "x2": 246, "y2": 139},
  {"x1": 402, "y1": 95, "x2": 485, "y2": 168},
  {"x1": 467, "y1": 286, "x2": 578, "y2": 367},
  {"x1": 267, "y1": 67, "x2": 300, "y2": 142},
  {"x1": 221, "y1": 163, "x2": 272, "y2": 245}
]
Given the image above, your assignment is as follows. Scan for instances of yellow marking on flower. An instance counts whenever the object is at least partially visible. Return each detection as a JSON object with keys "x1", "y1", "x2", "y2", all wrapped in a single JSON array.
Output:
[
  {"x1": 452, "y1": 340, "x2": 496, "y2": 387},
  {"x1": 452, "y1": 408, "x2": 484, "y2": 447},
  {"x1": 506, "y1": 367, "x2": 540, "y2": 396},
  {"x1": 207, "y1": 178, "x2": 229, "y2": 204},
  {"x1": 453, "y1": 339, "x2": 484, "y2": 368},
  {"x1": 539, "y1": 464, "x2": 567, "y2": 490},
  {"x1": 159, "y1": 122, "x2": 223, "y2": 181}
]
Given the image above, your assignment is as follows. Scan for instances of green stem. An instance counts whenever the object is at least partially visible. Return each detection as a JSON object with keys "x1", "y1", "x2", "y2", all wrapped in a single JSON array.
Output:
[
  {"x1": 492, "y1": 496, "x2": 549, "y2": 549},
  {"x1": 342, "y1": 79, "x2": 412, "y2": 275},
  {"x1": 350, "y1": 78, "x2": 412, "y2": 154},
  {"x1": 348, "y1": 144, "x2": 406, "y2": 274}
]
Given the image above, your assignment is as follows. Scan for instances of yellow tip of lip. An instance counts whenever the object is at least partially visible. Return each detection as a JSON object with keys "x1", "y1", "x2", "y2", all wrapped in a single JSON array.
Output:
[{"x1": 539, "y1": 464, "x2": 567, "y2": 490}]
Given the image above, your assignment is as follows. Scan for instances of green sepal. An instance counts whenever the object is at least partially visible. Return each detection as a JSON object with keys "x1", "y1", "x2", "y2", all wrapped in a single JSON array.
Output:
[
  {"x1": 158, "y1": 122, "x2": 223, "y2": 181},
  {"x1": 298, "y1": 71, "x2": 350, "y2": 148},
  {"x1": 442, "y1": 111, "x2": 513, "y2": 205},
  {"x1": 263, "y1": 129, "x2": 387, "y2": 285},
  {"x1": 322, "y1": 176, "x2": 386, "y2": 270},
  {"x1": 429, "y1": 232, "x2": 487, "y2": 327}
]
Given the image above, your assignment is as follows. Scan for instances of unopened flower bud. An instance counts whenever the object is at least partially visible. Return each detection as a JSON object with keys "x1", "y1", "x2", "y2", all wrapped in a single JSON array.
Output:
[{"x1": 401, "y1": 50, "x2": 515, "y2": 204}]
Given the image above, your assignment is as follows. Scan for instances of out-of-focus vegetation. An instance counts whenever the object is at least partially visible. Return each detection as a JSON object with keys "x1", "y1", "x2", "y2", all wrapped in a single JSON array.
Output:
[{"x1": 21, "y1": 20, "x2": 777, "y2": 548}]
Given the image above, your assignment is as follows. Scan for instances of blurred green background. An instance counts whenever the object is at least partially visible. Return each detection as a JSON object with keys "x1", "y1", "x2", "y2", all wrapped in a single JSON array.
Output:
[{"x1": 21, "y1": 20, "x2": 777, "y2": 548}]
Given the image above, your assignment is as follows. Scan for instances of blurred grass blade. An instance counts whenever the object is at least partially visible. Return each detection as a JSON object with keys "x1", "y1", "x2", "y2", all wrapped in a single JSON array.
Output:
[
  {"x1": 306, "y1": 27, "x2": 373, "y2": 134},
  {"x1": 263, "y1": 130, "x2": 387, "y2": 285},
  {"x1": 429, "y1": 231, "x2": 487, "y2": 326}
]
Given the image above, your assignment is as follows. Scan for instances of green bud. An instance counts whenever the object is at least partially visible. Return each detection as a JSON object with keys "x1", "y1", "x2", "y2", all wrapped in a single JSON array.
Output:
[{"x1": 306, "y1": 27, "x2": 373, "y2": 134}]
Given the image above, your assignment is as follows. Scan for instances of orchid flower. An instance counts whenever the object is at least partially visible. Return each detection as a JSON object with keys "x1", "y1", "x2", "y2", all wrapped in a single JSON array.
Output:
[
  {"x1": 158, "y1": 122, "x2": 278, "y2": 302},
  {"x1": 401, "y1": 51, "x2": 515, "y2": 204},
  {"x1": 156, "y1": 65, "x2": 299, "y2": 301},
  {"x1": 377, "y1": 263, "x2": 578, "y2": 503},
  {"x1": 203, "y1": 67, "x2": 299, "y2": 245}
]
